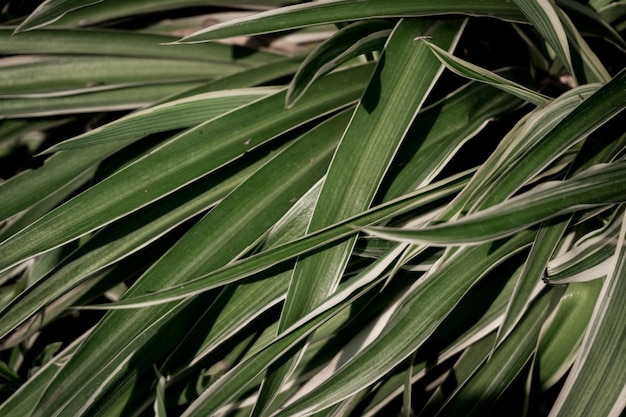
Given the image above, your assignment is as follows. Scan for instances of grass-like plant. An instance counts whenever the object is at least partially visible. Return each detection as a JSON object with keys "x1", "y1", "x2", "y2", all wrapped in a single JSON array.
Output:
[{"x1": 0, "y1": 1, "x2": 625, "y2": 416}]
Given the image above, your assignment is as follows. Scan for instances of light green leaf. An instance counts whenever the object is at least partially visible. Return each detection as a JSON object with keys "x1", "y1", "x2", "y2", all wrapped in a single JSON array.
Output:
[
  {"x1": 48, "y1": 0, "x2": 294, "y2": 28},
  {"x1": 0, "y1": 27, "x2": 282, "y2": 65},
  {"x1": 0, "y1": 82, "x2": 202, "y2": 117},
  {"x1": 434, "y1": 288, "x2": 553, "y2": 417},
  {"x1": 512, "y1": 0, "x2": 574, "y2": 78},
  {"x1": 364, "y1": 160, "x2": 626, "y2": 246},
  {"x1": 0, "y1": 56, "x2": 241, "y2": 98},
  {"x1": 549, "y1": 207, "x2": 626, "y2": 416},
  {"x1": 46, "y1": 88, "x2": 275, "y2": 151},
  {"x1": 546, "y1": 210, "x2": 622, "y2": 283},
  {"x1": 537, "y1": 279, "x2": 602, "y2": 390},
  {"x1": 286, "y1": 19, "x2": 392, "y2": 107},
  {"x1": 0, "y1": 63, "x2": 373, "y2": 274},
  {"x1": 16, "y1": 0, "x2": 104, "y2": 32},
  {"x1": 274, "y1": 231, "x2": 537, "y2": 416},
  {"x1": 154, "y1": 369, "x2": 167, "y2": 417},
  {"x1": 176, "y1": 0, "x2": 527, "y2": 43},
  {"x1": 420, "y1": 40, "x2": 550, "y2": 105}
]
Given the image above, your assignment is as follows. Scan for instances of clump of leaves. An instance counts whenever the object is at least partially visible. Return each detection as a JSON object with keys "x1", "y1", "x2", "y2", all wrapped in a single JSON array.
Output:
[{"x1": 0, "y1": 1, "x2": 625, "y2": 416}]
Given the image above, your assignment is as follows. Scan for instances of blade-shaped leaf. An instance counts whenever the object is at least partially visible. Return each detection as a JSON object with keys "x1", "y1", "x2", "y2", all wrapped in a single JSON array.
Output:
[
  {"x1": 273, "y1": 231, "x2": 537, "y2": 416},
  {"x1": 16, "y1": 0, "x2": 104, "y2": 32},
  {"x1": 286, "y1": 19, "x2": 393, "y2": 107},
  {"x1": 549, "y1": 207, "x2": 626, "y2": 417},
  {"x1": 28, "y1": 104, "x2": 349, "y2": 417},
  {"x1": 420, "y1": 40, "x2": 550, "y2": 105},
  {"x1": 496, "y1": 218, "x2": 569, "y2": 346},
  {"x1": 0, "y1": 27, "x2": 282, "y2": 65},
  {"x1": 512, "y1": 0, "x2": 574, "y2": 77},
  {"x1": 364, "y1": 160, "x2": 626, "y2": 246},
  {"x1": 256, "y1": 19, "x2": 466, "y2": 415},
  {"x1": 83, "y1": 171, "x2": 472, "y2": 309},
  {"x1": 434, "y1": 288, "x2": 553, "y2": 417},
  {"x1": 45, "y1": 88, "x2": 276, "y2": 151},
  {"x1": 536, "y1": 279, "x2": 602, "y2": 390},
  {"x1": 175, "y1": 0, "x2": 527, "y2": 43},
  {"x1": 0, "y1": 63, "x2": 374, "y2": 274}
]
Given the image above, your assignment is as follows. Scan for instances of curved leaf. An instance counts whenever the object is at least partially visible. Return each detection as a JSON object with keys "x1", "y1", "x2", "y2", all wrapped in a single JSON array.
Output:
[
  {"x1": 364, "y1": 160, "x2": 626, "y2": 246},
  {"x1": 176, "y1": 0, "x2": 527, "y2": 43}
]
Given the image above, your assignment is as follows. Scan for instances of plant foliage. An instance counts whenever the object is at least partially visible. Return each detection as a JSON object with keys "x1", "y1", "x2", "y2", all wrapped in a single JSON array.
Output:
[{"x1": 0, "y1": 0, "x2": 625, "y2": 416}]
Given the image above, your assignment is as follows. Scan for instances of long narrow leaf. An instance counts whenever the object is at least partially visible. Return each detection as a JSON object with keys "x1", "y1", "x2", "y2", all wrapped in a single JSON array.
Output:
[
  {"x1": 549, "y1": 207, "x2": 626, "y2": 416},
  {"x1": 175, "y1": 0, "x2": 527, "y2": 43},
  {"x1": 364, "y1": 160, "x2": 626, "y2": 246},
  {"x1": 0, "y1": 64, "x2": 374, "y2": 274}
]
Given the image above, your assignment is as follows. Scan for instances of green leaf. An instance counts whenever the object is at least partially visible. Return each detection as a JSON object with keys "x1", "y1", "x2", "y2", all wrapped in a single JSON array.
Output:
[
  {"x1": 256, "y1": 19, "x2": 466, "y2": 415},
  {"x1": 46, "y1": 88, "x2": 275, "y2": 151},
  {"x1": 545, "y1": 210, "x2": 622, "y2": 283},
  {"x1": 364, "y1": 160, "x2": 626, "y2": 246},
  {"x1": 26, "y1": 104, "x2": 352, "y2": 417},
  {"x1": 0, "y1": 152, "x2": 268, "y2": 342},
  {"x1": 0, "y1": 63, "x2": 373, "y2": 274},
  {"x1": 512, "y1": 0, "x2": 574, "y2": 77},
  {"x1": 549, "y1": 207, "x2": 626, "y2": 416},
  {"x1": 420, "y1": 40, "x2": 550, "y2": 105},
  {"x1": 556, "y1": 7, "x2": 611, "y2": 84},
  {"x1": 286, "y1": 19, "x2": 393, "y2": 107},
  {"x1": 496, "y1": 218, "x2": 569, "y2": 346},
  {"x1": 84, "y1": 171, "x2": 471, "y2": 309},
  {"x1": 274, "y1": 231, "x2": 537, "y2": 416},
  {"x1": 0, "y1": 28, "x2": 282, "y2": 65},
  {"x1": 47, "y1": 0, "x2": 295, "y2": 28},
  {"x1": 0, "y1": 56, "x2": 242, "y2": 97},
  {"x1": 176, "y1": 0, "x2": 527, "y2": 43},
  {"x1": 536, "y1": 279, "x2": 602, "y2": 390},
  {"x1": 434, "y1": 288, "x2": 553, "y2": 417},
  {"x1": 16, "y1": 0, "x2": 104, "y2": 32},
  {"x1": 0, "y1": 82, "x2": 202, "y2": 118},
  {"x1": 180, "y1": 244, "x2": 408, "y2": 417}
]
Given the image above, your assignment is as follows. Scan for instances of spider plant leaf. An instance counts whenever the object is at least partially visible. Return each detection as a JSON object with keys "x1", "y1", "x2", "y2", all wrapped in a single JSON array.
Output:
[
  {"x1": 272, "y1": 231, "x2": 537, "y2": 416},
  {"x1": 0, "y1": 151, "x2": 271, "y2": 342},
  {"x1": 419, "y1": 40, "x2": 550, "y2": 105},
  {"x1": 536, "y1": 279, "x2": 602, "y2": 390},
  {"x1": 556, "y1": 8, "x2": 611, "y2": 84},
  {"x1": 464, "y1": 68, "x2": 626, "y2": 211},
  {"x1": 512, "y1": 0, "x2": 574, "y2": 78},
  {"x1": 175, "y1": 0, "x2": 527, "y2": 43},
  {"x1": 0, "y1": 63, "x2": 373, "y2": 274},
  {"x1": 46, "y1": 88, "x2": 275, "y2": 151},
  {"x1": 545, "y1": 209, "x2": 622, "y2": 283},
  {"x1": 180, "y1": 244, "x2": 408, "y2": 417},
  {"x1": 286, "y1": 19, "x2": 393, "y2": 107},
  {"x1": 46, "y1": 0, "x2": 295, "y2": 28},
  {"x1": 433, "y1": 288, "x2": 554, "y2": 417},
  {"x1": 496, "y1": 218, "x2": 569, "y2": 346},
  {"x1": 254, "y1": 18, "x2": 466, "y2": 415},
  {"x1": 26, "y1": 105, "x2": 350, "y2": 417},
  {"x1": 0, "y1": 82, "x2": 203, "y2": 118},
  {"x1": 364, "y1": 160, "x2": 626, "y2": 246},
  {"x1": 0, "y1": 56, "x2": 242, "y2": 98},
  {"x1": 548, "y1": 208, "x2": 626, "y2": 417},
  {"x1": 15, "y1": 0, "x2": 104, "y2": 32},
  {"x1": 0, "y1": 28, "x2": 282, "y2": 64}
]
